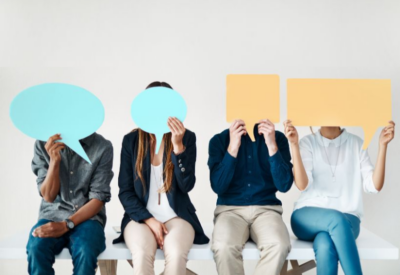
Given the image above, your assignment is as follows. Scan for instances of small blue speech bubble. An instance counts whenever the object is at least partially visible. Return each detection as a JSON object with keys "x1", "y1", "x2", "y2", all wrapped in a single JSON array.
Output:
[
  {"x1": 131, "y1": 87, "x2": 187, "y2": 154},
  {"x1": 9, "y1": 83, "x2": 104, "y2": 164}
]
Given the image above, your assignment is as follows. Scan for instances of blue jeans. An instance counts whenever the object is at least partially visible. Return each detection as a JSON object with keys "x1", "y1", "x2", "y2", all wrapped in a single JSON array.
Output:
[
  {"x1": 26, "y1": 219, "x2": 106, "y2": 275},
  {"x1": 291, "y1": 207, "x2": 362, "y2": 275}
]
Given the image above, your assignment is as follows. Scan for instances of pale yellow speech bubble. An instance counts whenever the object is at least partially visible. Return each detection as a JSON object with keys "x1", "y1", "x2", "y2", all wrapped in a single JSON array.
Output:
[
  {"x1": 287, "y1": 79, "x2": 392, "y2": 149},
  {"x1": 226, "y1": 74, "x2": 280, "y2": 141}
]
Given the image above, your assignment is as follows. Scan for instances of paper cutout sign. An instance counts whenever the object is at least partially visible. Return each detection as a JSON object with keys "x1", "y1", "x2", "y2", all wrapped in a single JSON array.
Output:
[
  {"x1": 9, "y1": 83, "x2": 105, "y2": 163},
  {"x1": 287, "y1": 79, "x2": 392, "y2": 149},
  {"x1": 131, "y1": 87, "x2": 187, "y2": 154},
  {"x1": 226, "y1": 74, "x2": 280, "y2": 141}
]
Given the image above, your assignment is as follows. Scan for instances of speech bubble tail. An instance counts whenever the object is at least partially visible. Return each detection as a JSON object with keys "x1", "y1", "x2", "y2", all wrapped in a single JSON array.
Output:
[
  {"x1": 247, "y1": 129, "x2": 256, "y2": 142},
  {"x1": 244, "y1": 120, "x2": 257, "y2": 142},
  {"x1": 155, "y1": 133, "x2": 164, "y2": 155},
  {"x1": 66, "y1": 138, "x2": 92, "y2": 164},
  {"x1": 362, "y1": 126, "x2": 377, "y2": 150}
]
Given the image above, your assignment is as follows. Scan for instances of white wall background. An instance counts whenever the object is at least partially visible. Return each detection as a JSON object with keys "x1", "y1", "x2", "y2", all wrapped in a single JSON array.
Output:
[{"x1": 1, "y1": 0, "x2": 399, "y2": 274}]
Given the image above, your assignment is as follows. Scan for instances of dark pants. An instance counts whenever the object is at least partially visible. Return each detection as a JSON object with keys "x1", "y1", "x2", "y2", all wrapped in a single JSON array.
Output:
[{"x1": 26, "y1": 219, "x2": 106, "y2": 275}]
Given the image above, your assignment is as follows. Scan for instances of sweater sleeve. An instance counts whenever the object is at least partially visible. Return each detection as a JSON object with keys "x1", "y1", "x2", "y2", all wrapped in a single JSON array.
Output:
[
  {"x1": 207, "y1": 134, "x2": 237, "y2": 195},
  {"x1": 171, "y1": 131, "x2": 197, "y2": 193},
  {"x1": 268, "y1": 133, "x2": 294, "y2": 193}
]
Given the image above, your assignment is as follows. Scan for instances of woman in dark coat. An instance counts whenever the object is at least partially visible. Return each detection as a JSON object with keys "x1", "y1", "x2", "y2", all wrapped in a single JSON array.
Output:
[{"x1": 113, "y1": 82, "x2": 209, "y2": 275}]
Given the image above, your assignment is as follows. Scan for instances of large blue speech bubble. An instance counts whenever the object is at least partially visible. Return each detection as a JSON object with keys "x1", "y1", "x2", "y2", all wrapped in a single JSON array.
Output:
[
  {"x1": 131, "y1": 87, "x2": 187, "y2": 154},
  {"x1": 9, "y1": 83, "x2": 104, "y2": 164}
]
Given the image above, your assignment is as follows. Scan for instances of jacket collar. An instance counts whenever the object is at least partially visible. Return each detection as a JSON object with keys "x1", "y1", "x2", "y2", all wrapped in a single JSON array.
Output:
[{"x1": 80, "y1": 133, "x2": 96, "y2": 147}]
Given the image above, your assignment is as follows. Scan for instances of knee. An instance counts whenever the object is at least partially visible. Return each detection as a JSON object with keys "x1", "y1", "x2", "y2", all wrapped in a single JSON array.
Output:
[
  {"x1": 27, "y1": 237, "x2": 49, "y2": 257},
  {"x1": 329, "y1": 212, "x2": 348, "y2": 226},
  {"x1": 164, "y1": 247, "x2": 189, "y2": 262},
  {"x1": 212, "y1": 242, "x2": 242, "y2": 259},
  {"x1": 130, "y1": 246, "x2": 155, "y2": 262},
  {"x1": 72, "y1": 245, "x2": 99, "y2": 262},
  {"x1": 260, "y1": 242, "x2": 291, "y2": 257}
]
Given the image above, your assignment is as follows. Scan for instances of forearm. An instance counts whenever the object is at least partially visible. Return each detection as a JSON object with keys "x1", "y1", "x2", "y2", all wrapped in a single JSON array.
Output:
[
  {"x1": 210, "y1": 152, "x2": 237, "y2": 194},
  {"x1": 172, "y1": 141, "x2": 194, "y2": 193},
  {"x1": 69, "y1": 199, "x2": 104, "y2": 226},
  {"x1": 291, "y1": 143, "x2": 309, "y2": 191},
  {"x1": 40, "y1": 160, "x2": 61, "y2": 202},
  {"x1": 373, "y1": 145, "x2": 387, "y2": 191}
]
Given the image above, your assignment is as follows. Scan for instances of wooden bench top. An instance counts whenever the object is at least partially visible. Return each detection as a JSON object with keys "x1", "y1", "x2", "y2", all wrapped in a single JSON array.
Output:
[{"x1": 0, "y1": 224, "x2": 398, "y2": 261}]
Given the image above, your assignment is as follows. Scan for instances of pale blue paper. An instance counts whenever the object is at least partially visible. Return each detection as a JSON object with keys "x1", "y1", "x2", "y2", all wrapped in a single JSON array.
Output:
[
  {"x1": 9, "y1": 83, "x2": 105, "y2": 164},
  {"x1": 131, "y1": 87, "x2": 187, "y2": 154}
]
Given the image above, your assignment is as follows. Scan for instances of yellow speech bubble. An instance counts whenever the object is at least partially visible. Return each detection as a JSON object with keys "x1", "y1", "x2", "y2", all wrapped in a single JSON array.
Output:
[
  {"x1": 287, "y1": 79, "x2": 392, "y2": 149},
  {"x1": 226, "y1": 74, "x2": 280, "y2": 141}
]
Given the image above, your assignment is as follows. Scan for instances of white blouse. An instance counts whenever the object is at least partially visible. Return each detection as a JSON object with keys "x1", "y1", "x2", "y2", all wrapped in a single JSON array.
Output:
[
  {"x1": 294, "y1": 129, "x2": 379, "y2": 219},
  {"x1": 147, "y1": 163, "x2": 177, "y2": 223}
]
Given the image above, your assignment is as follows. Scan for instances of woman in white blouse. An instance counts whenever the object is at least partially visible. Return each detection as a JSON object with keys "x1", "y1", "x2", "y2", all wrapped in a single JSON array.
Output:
[{"x1": 284, "y1": 120, "x2": 395, "y2": 275}]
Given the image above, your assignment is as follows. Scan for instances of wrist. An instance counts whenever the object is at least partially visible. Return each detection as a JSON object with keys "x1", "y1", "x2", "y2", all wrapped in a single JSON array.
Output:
[
  {"x1": 64, "y1": 218, "x2": 75, "y2": 231},
  {"x1": 144, "y1": 217, "x2": 155, "y2": 224},
  {"x1": 50, "y1": 158, "x2": 61, "y2": 167},
  {"x1": 62, "y1": 221, "x2": 69, "y2": 232},
  {"x1": 379, "y1": 143, "x2": 388, "y2": 151},
  {"x1": 173, "y1": 143, "x2": 185, "y2": 155},
  {"x1": 227, "y1": 144, "x2": 239, "y2": 158},
  {"x1": 291, "y1": 142, "x2": 299, "y2": 149},
  {"x1": 266, "y1": 142, "x2": 278, "y2": 156}
]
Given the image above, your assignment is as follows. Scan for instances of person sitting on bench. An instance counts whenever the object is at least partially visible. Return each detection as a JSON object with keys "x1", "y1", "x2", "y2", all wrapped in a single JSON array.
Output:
[
  {"x1": 26, "y1": 133, "x2": 114, "y2": 275},
  {"x1": 284, "y1": 120, "x2": 395, "y2": 275},
  {"x1": 113, "y1": 81, "x2": 209, "y2": 275},
  {"x1": 208, "y1": 119, "x2": 294, "y2": 275}
]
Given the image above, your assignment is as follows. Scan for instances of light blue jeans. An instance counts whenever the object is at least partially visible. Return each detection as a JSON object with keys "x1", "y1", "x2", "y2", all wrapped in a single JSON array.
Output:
[{"x1": 291, "y1": 207, "x2": 362, "y2": 275}]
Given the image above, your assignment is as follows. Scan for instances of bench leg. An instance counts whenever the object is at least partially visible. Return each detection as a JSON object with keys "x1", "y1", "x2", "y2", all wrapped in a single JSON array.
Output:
[
  {"x1": 127, "y1": 260, "x2": 196, "y2": 275},
  {"x1": 280, "y1": 260, "x2": 289, "y2": 275},
  {"x1": 98, "y1": 260, "x2": 118, "y2": 275},
  {"x1": 285, "y1": 260, "x2": 316, "y2": 275},
  {"x1": 160, "y1": 268, "x2": 197, "y2": 275}
]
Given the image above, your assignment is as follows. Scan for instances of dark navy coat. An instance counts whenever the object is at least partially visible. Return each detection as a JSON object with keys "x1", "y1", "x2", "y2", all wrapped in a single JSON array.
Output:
[{"x1": 113, "y1": 129, "x2": 209, "y2": 245}]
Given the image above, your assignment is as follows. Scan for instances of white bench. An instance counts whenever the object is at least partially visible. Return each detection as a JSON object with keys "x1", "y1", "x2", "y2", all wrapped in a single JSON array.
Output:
[{"x1": 0, "y1": 224, "x2": 398, "y2": 275}]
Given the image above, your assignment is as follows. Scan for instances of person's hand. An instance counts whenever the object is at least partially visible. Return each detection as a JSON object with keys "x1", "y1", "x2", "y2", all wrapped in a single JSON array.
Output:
[
  {"x1": 258, "y1": 119, "x2": 278, "y2": 155},
  {"x1": 144, "y1": 217, "x2": 168, "y2": 249},
  {"x1": 45, "y1": 134, "x2": 65, "y2": 164},
  {"x1": 168, "y1": 117, "x2": 186, "y2": 154},
  {"x1": 32, "y1": 222, "x2": 69, "y2": 238},
  {"x1": 228, "y1": 119, "x2": 247, "y2": 158},
  {"x1": 379, "y1": 121, "x2": 395, "y2": 147},
  {"x1": 283, "y1": 119, "x2": 299, "y2": 145}
]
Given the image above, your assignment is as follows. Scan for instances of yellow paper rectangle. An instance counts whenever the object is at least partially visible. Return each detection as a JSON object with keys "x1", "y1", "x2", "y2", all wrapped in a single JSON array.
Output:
[
  {"x1": 287, "y1": 79, "x2": 392, "y2": 149},
  {"x1": 226, "y1": 74, "x2": 280, "y2": 141}
]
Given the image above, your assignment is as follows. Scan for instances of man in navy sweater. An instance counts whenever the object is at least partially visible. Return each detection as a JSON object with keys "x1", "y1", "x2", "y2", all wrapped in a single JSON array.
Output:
[{"x1": 208, "y1": 119, "x2": 294, "y2": 275}]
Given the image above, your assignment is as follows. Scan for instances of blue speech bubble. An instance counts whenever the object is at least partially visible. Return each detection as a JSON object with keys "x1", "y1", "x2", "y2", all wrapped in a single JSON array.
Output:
[
  {"x1": 9, "y1": 83, "x2": 104, "y2": 164},
  {"x1": 131, "y1": 87, "x2": 187, "y2": 154}
]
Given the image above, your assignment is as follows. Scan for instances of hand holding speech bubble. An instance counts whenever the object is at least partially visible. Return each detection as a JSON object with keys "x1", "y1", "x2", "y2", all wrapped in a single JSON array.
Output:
[
  {"x1": 131, "y1": 87, "x2": 187, "y2": 154},
  {"x1": 287, "y1": 79, "x2": 392, "y2": 149},
  {"x1": 10, "y1": 83, "x2": 104, "y2": 163},
  {"x1": 226, "y1": 74, "x2": 280, "y2": 141}
]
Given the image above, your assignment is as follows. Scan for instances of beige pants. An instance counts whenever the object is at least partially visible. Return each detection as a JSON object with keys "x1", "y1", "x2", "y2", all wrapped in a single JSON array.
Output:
[
  {"x1": 124, "y1": 217, "x2": 195, "y2": 275},
  {"x1": 211, "y1": 205, "x2": 291, "y2": 275}
]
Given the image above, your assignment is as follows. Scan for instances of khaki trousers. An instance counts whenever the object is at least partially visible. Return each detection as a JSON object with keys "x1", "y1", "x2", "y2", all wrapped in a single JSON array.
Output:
[
  {"x1": 211, "y1": 205, "x2": 291, "y2": 275},
  {"x1": 124, "y1": 217, "x2": 195, "y2": 275}
]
